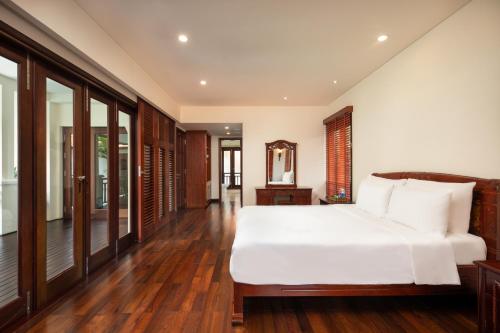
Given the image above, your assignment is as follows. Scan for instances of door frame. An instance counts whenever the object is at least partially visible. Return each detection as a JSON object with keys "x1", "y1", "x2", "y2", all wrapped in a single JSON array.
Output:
[
  {"x1": 220, "y1": 147, "x2": 241, "y2": 190},
  {"x1": 34, "y1": 61, "x2": 85, "y2": 309},
  {"x1": 85, "y1": 88, "x2": 117, "y2": 273},
  {"x1": 0, "y1": 39, "x2": 33, "y2": 329},
  {"x1": 62, "y1": 127, "x2": 74, "y2": 220},
  {"x1": 218, "y1": 137, "x2": 243, "y2": 206}
]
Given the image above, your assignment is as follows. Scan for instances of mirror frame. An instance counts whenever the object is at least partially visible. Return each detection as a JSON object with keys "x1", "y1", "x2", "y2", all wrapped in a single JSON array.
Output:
[{"x1": 265, "y1": 140, "x2": 297, "y2": 188}]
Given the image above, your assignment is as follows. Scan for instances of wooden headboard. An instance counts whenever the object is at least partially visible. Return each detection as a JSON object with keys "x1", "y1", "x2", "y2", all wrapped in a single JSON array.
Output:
[{"x1": 373, "y1": 172, "x2": 500, "y2": 260}]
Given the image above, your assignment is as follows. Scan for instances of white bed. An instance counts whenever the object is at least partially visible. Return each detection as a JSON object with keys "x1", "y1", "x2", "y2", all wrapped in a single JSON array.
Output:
[{"x1": 230, "y1": 204, "x2": 486, "y2": 286}]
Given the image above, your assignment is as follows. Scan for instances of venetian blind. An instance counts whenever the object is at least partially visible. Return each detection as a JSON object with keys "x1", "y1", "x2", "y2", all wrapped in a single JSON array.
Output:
[{"x1": 324, "y1": 107, "x2": 352, "y2": 200}]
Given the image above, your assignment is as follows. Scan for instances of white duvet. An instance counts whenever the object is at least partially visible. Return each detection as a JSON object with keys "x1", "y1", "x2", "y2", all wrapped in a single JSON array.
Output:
[{"x1": 230, "y1": 205, "x2": 463, "y2": 285}]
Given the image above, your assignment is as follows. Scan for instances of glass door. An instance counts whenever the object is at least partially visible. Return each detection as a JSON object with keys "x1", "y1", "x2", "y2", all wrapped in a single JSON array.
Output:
[
  {"x1": 221, "y1": 147, "x2": 241, "y2": 189},
  {"x1": 86, "y1": 90, "x2": 115, "y2": 272},
  {"x1": 117, "y1": 104, "x2": 135, "y2": 252},
  {"x1": 34, "y1": 64, "x2": 84, "y2": 308},
  {"x1": 0, "y1": 42, "x2": 33, "y2": 329}
]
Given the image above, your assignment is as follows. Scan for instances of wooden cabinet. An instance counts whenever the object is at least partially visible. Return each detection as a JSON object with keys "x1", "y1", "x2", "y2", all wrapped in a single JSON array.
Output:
[
  {"x1": 477, "y1": 261, "x2": 500, "y2": 333},
  {"x1": 186, "y1": 131, "x2": 211, "y2": 208},
  {"x1": 176, "y1": 129, "x2": 186, "y2": 209},
  {"x1": 256, "y1": 187, "x2": 312, "y2": 205},
  {"x1": 137, "y1": 99, "x2": 176, "y2": 242}
]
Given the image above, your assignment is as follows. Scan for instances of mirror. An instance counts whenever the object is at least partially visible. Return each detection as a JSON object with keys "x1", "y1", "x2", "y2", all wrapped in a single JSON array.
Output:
[{"x1": 266, "y1": 140, "x2": 297, "y2": 187}]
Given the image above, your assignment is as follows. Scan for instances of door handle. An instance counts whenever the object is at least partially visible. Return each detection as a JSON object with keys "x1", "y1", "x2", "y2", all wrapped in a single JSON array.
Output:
[{"x1": 76, "y1": 175, "x2": 86, "y2": 193}]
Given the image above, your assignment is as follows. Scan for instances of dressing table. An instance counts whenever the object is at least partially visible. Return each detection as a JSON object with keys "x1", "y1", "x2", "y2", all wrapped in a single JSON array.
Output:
[{"x1": 255, "y1": 140, "x2": 312, "y2": 205}]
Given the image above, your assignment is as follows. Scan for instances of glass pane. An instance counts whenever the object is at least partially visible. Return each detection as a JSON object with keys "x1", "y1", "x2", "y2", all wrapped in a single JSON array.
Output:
[
  {"x1": 46, "y1": 78, "x2": 75, "y2": 280},
  {"x1": 234, "y1": 150, "x2": 241, "y2": 185},
  {"x1": 223, "y1": 150, "x2": 231, "y2": 185},
  {"x1": 234, "y1": 151, "x2": 241, "y2": 173},
  {"x1": 118, "y1": 111, "x2": 130, "y2": 238},
  {"x1": 90, "y1": 99, "x2": 109, "y2": 254},
  {"x1": 0, "y1": 56, "x2": 19, "y2": 306}
]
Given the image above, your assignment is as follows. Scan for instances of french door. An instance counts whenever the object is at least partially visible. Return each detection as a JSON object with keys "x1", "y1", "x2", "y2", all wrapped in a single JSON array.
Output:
[
  {"x1": 221, "y1": 147, "x2": 241, "y2": 189},
  {"x1": 86, "y1": 90, "x2": 116, "y2": 272},
  {"x1": 0, "y1": 25, "x2": 137, "y2": 329},
  {"x1": 116, "y1": 103, "x2": 135, "y2": 252},
  {"x1": 34, "y1": 63, "x2": 84, "y2": 308},
  {"x1": 0, "y1": 42, "x2": 33, "y2": 328}
]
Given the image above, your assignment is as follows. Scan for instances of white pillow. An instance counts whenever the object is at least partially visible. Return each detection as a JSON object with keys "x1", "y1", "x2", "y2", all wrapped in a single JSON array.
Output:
[
  {"x1": 356, "y1": 179, "x2": 394, "y2": 217},
  {"x1": 387, "y1": 187, "x2": 451, "y2": 237},
  {"x1": 406, "y1": 179, "x2": 476, "y2": 234},
  {"x1": 368, "y1": 174, "x2": 407, "y2": 187}
]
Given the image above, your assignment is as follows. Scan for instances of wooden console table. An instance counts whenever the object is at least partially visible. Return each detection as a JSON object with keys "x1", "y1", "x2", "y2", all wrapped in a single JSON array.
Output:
[{"x1": 255, "y1": 187, "x2": 312, "y2": 205}]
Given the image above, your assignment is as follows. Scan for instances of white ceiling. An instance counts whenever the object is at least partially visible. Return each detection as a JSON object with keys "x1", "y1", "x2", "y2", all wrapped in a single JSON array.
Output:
[
  {"x1": 75, "y1": 0, "x2": 468, "y2": 106},
  {"x1": 180, "y1": 123, "x2": 242, "y2": 137}
]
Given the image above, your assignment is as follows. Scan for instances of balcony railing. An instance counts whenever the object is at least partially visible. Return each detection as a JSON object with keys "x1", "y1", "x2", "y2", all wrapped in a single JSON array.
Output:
[{"x1": 223, "y1": 172, "x2": 241, "y2": 186}]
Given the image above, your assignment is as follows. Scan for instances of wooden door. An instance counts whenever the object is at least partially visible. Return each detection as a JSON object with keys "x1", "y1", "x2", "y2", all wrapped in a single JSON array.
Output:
[
  {"x1": 176, "y1": 129, "x2": 186, "y2": 210},
  {"x1": 137, "y1": 100, "x2": 156, "y2": 241},
  {"x1": 86, "y1": 89, "x2": 116, "y2": 272},
  {"x1": 186, "y1": 131, "x2": 208, "y2": 208},
  {"x1": 34, "y1": 62, "x2": 84, "y2": 308},
  {"x1": 0, "y1": 41, "x2": 33, "y2": 329},
  {"x1": 157, "y1": 114, "x2": 169, "y2": 226}
]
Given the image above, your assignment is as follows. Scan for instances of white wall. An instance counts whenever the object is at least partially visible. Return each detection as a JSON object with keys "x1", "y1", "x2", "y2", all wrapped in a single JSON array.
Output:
[
  {"x1": 330, "y1": 0, "x2": 500, "y2": 199},
  {"x1": 181, "y1": 107, "x2": 331, "y2": 205},
  {"x1": 1, "y1": 0, "x2": 180, "y2": 120}
]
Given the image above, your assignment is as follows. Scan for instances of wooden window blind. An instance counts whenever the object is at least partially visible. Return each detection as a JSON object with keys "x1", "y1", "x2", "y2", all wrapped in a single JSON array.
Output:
[{"x1": 324, "y1": 106, "x2": 353, "y2": 200}]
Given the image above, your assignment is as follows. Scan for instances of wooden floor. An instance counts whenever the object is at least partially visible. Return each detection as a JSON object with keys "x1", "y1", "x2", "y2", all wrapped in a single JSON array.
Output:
[
  {"x1": 0, "y1": 230, "x2": 17, "y2": 308},
  {"x1": 17, "y1": 201, "x2": 478, "y2": 332}
]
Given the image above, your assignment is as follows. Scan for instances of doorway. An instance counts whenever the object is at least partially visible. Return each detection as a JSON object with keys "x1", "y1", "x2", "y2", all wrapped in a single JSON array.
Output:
[{"x1": 219, "y1": 138, "x2": 242, "y2": 206}]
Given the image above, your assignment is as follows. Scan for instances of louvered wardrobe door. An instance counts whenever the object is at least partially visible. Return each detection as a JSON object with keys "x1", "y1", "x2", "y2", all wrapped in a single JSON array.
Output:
[
  {"x1": 138, "y1": 100, "x2": 156, "y2": 241},
  {"x1": 168, "y1": 150, "x2": 175, "y2": 212},
  {"x1": 143, "y1": 145, "x2": 154, "y2": 228},
  {"x1": 158, "y1": 147, "x2": 166, "y2": 219}
]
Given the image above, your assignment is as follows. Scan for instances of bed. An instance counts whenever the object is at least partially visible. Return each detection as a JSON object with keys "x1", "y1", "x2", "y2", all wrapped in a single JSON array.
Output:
[{"x1": 230, "y1": 172, "x2": 500, "y2": 324}]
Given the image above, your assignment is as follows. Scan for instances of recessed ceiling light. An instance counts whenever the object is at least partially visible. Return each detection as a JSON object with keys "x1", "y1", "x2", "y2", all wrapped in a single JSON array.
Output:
[
  {"x1": 283, "y1": 96, "x2": 288, "y2": 100},
  {"x1": 200, "y1": 80, "x2": 207, "y2": 86},
  {"x1": 224, "y1": 126, "x2": 229, "y2": 130},
  {"x1": 178, "y1": 34, "x2": 188, "y2": 43},
  {"x1": 377, "y1": 34, "x2": 388, "y2": 42},
  {"x1": 333, "y1": 80, "x2": 338, "y2": 84},
  {"x1": 226, "y1": 132, "x2": 231, "y2": 135}
]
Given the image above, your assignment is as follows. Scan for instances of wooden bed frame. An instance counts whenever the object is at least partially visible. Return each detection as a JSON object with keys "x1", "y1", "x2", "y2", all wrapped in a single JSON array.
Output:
[{"x1": 232, "y1": 172, "x2": 500, "y2": 324}]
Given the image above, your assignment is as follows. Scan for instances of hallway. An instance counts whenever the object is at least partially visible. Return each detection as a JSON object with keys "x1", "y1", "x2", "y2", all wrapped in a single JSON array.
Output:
[{"x1": 220, "y1": 185, "x2": 241, "y2": 208}]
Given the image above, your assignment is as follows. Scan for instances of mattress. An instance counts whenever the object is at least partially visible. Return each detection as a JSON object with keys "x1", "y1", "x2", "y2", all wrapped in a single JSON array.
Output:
[
  {"x1": 230, "y1": 205, "x2": 485, "y2": 286},
  {"x1": 448, "y1": 233, "x2": 486, "y2": 265}
]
